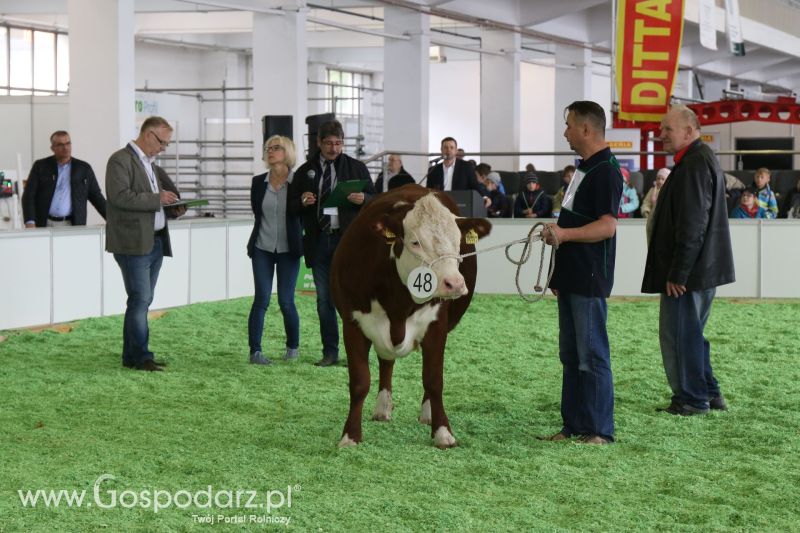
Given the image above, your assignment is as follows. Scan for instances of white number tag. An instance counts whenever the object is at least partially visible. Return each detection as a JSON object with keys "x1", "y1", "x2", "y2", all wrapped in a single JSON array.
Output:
[{"x1": 407, "y1": 266, "x2": 437, "y2": 300}]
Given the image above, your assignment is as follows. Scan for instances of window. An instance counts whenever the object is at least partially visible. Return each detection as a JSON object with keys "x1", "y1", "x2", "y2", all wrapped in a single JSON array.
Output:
[
  {"x1": 326, "y1": 68, "x2": 370, "y2": 118},
  {"x1": 0, "y1": 27, "x2": 7, "y2": 96},
  {"x1": 0, "y1": 24, "x2": 68, "y2": 95}
]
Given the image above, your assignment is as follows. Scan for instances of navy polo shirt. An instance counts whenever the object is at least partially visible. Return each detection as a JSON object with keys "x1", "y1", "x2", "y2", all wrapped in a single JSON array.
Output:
[{"x1": 549, "y1": 147, "x2": 624, "y2": 298}]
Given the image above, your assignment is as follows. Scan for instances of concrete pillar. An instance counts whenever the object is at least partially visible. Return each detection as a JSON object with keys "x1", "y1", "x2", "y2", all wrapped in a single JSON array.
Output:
[
  {"x1": 68, "y1": 0, "x2": 135, "y2": 224},
  {"x1": 553, "y1": 44, "x2": 592, "y2": 169},
  {"x1": 383, "y1": 7, "x2": 430, "y2": 180},
  {"x1": 307, "y1": 62, "x2": 328, "y2": 116},
  {"x1": 480, "y1": 29, "x2": 521, "y2": 171},
  {"x1": 252, "y1": 5, "x2": 307, "y2": 166}
]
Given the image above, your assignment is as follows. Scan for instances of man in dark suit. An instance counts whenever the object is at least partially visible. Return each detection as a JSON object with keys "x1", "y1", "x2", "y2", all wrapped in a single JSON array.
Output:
[
  {"x1": 425, "y1": 137, "x2": 490, "y2": 207},
  {"x1": 106, "y1": 116, "x2": 184, "y2": 372},
  {"x1": 375, "y1": 153, "x2": 414, "y2": 193},
  {"x1": 22, "y1": 130, "x2": 106, "y2": 227},
  {"x1": 291, "y1": 120, "x2": 375, "y2": 367}
]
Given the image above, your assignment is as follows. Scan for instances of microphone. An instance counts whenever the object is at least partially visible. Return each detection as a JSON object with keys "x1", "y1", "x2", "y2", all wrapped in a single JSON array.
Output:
[{"x1": 417, "y1": 156, "x2": 443, "y2": 187}]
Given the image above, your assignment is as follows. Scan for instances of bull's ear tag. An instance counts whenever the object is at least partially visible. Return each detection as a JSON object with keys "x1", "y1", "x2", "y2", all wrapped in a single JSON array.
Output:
[
  {"x1": 384, "y1": 228, "x2": 396, "y2": 244},
  {"x1": 408, "y1": 266, "x2": 437, "y2": 300},
  {"x1": 465, "y1": 228, "x2": 479, "y2": 245}
]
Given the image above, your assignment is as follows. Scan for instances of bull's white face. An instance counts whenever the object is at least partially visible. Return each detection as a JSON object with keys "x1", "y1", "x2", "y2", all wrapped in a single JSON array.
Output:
[{"x1": 393, "y1": 195, "x2": 467, "y2": 302}]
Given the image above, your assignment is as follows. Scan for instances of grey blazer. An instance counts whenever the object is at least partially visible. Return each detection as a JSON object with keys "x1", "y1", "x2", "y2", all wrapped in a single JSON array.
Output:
[{"x1": 105, "y1": 144, "x2": 173, "y2": 257}]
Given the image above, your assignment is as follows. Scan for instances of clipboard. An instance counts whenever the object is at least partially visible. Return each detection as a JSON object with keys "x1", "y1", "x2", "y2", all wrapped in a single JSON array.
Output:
[
  {"x1": 164, "y1": 199, "x2": 210, "y2": 208},
  {"x1": 322, "y1": 180, "x2": 370, "y2": 208}
]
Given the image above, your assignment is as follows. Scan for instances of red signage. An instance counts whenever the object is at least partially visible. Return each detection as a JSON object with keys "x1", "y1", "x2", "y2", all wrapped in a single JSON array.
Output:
[{"x1": 616, "y1": 0, "x2": 685, "y2": 121}]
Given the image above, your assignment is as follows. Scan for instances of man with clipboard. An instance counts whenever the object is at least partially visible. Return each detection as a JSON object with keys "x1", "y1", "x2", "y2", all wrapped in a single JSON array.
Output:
[{"x1": 291, "y1": 120, "x2": 375, "y2": 367}]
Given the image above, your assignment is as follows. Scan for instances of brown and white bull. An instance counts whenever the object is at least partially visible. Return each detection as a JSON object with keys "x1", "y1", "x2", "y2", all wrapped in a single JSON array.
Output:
[{"x1": 331, "y1": 184, "x2": 491, "y2": 448}]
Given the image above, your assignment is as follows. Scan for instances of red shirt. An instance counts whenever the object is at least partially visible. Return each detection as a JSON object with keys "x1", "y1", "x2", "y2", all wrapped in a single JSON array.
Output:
[{"x1": 672, "y1": 143, "x2": 692, "y2": 164}]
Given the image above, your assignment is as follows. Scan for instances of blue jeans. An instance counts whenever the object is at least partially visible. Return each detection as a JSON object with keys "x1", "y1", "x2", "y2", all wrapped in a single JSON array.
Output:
[
  {"x1": 247, "y1": 248, "x2": 301, "y2": 354},
  {"x1": 312, "y1": 232, "x2": 341, "y2": 359},
  {"x1": 659, "y1": 288, "x2": 720, "y2": 410},
  {"x1": 114, "y1": 236, "x2": 164, "y2": 367},
  {"x1": 557, "y1": 292, "x2": 615, "y2": 441}
]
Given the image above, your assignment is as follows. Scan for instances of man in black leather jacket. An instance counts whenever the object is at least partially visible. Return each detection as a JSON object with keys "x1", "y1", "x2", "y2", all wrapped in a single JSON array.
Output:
[{"x1": 642, "y1": 105, "x2": 735, "y2": 416}]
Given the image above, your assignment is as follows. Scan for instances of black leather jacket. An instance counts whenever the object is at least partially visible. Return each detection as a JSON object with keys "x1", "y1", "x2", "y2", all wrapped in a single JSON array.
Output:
[{"x1": 641, "y1": 139, "x2": 735, "y2": 292}]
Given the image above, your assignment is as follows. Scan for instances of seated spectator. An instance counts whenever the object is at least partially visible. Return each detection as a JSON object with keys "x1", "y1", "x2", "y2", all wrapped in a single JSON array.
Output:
[
  {"x1": 474, "y1": 162, "x2": 506, "y2": 195},
  {"x1": 779, "y1": 175, "x2": 800, "y2": 218},
  {"x1": 753, "y1": 167, "x2": 778, "y2": 219},
  {"x1": 514, "y1": 173, "x2": 552, "y2": 218},
  {"x1": 551, "y1": 164, "x2": 575, "y2": 218},
  {"x1": 731, "y1": 187, "x2": 769, "y2": 219},
  {"x1": 617, "y1": 167, "x2": 640, "y2": 218},
  {"x1": 485, "y1": 172, "x2": 511, "y2": 218},
  {"x1": 641, "y1": 167, "x2": 669, "y2": 218},
  {"x1": 375, "y1": 153, "x2": 414, "y2": 193}
]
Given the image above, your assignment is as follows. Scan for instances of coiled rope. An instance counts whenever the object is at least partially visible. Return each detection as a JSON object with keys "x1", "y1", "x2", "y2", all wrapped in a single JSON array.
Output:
[{"x1": 398, "y1": 221, "x2": 560, "y2": 302}]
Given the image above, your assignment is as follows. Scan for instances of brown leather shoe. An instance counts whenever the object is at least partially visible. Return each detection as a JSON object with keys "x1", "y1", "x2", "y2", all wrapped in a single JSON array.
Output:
[
  {"x1": 536, "y1": 431, "x2": 569, "y2": 442},
  {"x1": 314, "y1": 356, "x2": 339, "y2": 367},
  {"x1": 133, "y1": 360, "x2": 163, "y2": 372},
  {"x1": 577, "y1": 435, "x2": 611, "y2": 445},
  {"x1": 152, "y1": 360, "x2": 168, "y2": 367}
]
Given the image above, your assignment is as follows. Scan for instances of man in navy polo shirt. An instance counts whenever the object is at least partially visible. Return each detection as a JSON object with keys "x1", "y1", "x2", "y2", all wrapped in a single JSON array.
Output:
[{"x1": 540, "y1": 100, "x2": 623, "y2": 445}]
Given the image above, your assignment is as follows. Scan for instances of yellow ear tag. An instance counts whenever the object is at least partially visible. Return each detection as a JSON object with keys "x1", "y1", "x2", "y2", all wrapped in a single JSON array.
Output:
[
  {"x1": 384, "y1": 229, "x2": 396, "y2": 244},
  {"x1": 465, "y1": 228, "x2": 479, "y2": 245}
]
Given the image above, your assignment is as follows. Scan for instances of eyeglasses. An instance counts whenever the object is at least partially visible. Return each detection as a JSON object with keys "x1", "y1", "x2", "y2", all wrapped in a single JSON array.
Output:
[
  {"x1": 321, "y1": 140, "x2": 343, "y2": 148},
  {"x1": 52, "y1": 141, "x2": 72, "y2": 149},
  {"x1": 149, "y1": 130, "x2": 170, "y2": 148},
  {"x1": 266, "y1": 145, "x2": 284, "y2": 152}
]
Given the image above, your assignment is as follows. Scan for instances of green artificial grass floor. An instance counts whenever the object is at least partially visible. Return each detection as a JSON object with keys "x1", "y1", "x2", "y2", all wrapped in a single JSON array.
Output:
[{"x1": 1, "y1": 295, "x2": 798, "y2": 532}]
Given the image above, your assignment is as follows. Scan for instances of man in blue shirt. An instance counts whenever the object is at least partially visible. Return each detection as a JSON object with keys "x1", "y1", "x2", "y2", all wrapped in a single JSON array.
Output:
[
  {"x1": 22, "y1": 131, "x2": 106, "y2": 227},
  {"x1": 540, "y1": 101, "x2": 623, "y2": 445}
]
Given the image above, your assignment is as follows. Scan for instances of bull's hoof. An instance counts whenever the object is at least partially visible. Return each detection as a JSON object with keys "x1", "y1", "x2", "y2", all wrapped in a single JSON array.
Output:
[
  {"x1": 433, "y1": 426, "x2": 457, "y2": 449},
  {"x1": 372, "y1": 389, "x2": 394, "y2": 421},
  {"x1": 418, "y1": 399, "x2": 432, "y2": 425},
  {"x1": 338, "y1": 433, "x2": 359, "y2": 448}
]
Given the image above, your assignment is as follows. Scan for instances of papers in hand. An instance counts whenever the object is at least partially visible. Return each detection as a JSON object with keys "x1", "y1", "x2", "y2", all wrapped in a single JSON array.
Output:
[
  {"x1": 164, "y1": 199, "x2": 210, "y2": 208},
  {"x1": 322, "y1": 180, "x2": 370, "y2": 208}
]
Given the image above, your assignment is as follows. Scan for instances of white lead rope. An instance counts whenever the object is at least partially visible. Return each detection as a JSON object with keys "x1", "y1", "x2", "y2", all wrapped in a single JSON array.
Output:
[{"x1": 398, "y1": 222, "x2": 560, "y2": 302}]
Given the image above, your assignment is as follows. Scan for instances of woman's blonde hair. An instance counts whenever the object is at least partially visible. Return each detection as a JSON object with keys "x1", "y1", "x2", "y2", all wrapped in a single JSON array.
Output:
[{"x1": 263, "y1": 135, "x2": 296, "y2": 169}]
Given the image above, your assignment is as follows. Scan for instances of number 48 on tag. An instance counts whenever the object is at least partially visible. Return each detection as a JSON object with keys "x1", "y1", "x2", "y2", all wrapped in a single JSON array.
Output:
[{"x1": 407, "y1": 266, "x2": 437, "y2": 300}]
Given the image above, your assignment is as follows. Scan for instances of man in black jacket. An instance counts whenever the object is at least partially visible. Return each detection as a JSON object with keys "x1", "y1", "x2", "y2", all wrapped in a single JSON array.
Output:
[
  {"x1": 642, "y1": 105, "x2": 735, "y2": 416},
  {"x1": 425, "y1": 137, "x2": 490, "y2": 207},
  {"x1": 291, "y1": 120, "x2": 375, "y2": 367},
  {"x1": 22, "y1": 131, "x2": 106, "y2": 227}
]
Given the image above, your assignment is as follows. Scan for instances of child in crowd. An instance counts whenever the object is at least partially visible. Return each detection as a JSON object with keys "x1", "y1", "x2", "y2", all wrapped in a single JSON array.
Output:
[
  {"x1": 514, "y1": 173, "x2": 552, "y2": 218},
  {"x1": 731, "y1": 187, "x2": 768, "y2": 219},
  {"x1": 753, "y1": 167, "x2": 778, "y2": 219},
  {"x1": 617, "y1": 167, "x2": 640, "y2": 218},
  {"x1": 551, "y1": 165, "x2": 575, "y2": 218},
  {"x1": 485, "y1": 172, "x2": 511, "y2": 218},
  {"x1": 641, "y1": 167, "x2": 669, "y2": 218}
]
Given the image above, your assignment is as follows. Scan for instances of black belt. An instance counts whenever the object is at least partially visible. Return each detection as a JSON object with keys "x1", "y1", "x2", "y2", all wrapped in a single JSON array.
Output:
[{"x1": 48, "y1": 215, "x2": 72, "y2": 222}]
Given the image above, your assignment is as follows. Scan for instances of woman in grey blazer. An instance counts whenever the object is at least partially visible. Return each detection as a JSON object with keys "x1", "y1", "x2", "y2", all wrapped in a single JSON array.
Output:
[{"x1": 246, "y1": 135, "x2": 304, "y2": 365}]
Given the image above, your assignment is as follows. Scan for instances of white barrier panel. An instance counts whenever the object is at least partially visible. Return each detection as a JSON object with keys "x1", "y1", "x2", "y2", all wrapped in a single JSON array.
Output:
[{"x1": 1, "y1": 218, "x2": 799, "y2": 330}]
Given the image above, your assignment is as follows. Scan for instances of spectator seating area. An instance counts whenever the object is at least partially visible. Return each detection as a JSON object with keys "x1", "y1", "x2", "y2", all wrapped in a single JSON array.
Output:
[{"x1": 495, "y1": 168, "x2": 800, "y2": 218}]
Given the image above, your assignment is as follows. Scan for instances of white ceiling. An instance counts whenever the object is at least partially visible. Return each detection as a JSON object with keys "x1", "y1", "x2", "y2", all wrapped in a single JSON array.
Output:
[{"x1": 2, "y1": 0, "x2": 800, "y2": 97}]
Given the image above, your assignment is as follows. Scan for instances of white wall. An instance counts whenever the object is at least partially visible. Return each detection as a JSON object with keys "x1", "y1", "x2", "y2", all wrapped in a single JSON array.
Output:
[
  {"x1": 3, "y1": 218, "x2": 799, "y2": 331},
  {"x1": 429, "y1": 60, "x2": 481, "y2": 158},
  {"x1": 520, "y1": 62, "x2": 555, "y2": 171},
  {"x1": 0, "y1": 96, "x2": 70, "y2": 178}
]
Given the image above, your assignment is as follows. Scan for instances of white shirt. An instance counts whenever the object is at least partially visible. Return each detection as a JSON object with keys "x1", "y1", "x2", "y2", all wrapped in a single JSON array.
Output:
[
  {"x1": 129, "y1": 141, "x2": 166, "y2": 231},
  {"x1": 442, "y1": 161, "x2": 455, "y2": 191},
  {"x1": 560, "y1": 168, "x2": 586, "y2": 212}
]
